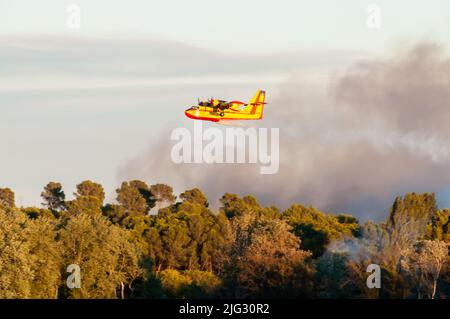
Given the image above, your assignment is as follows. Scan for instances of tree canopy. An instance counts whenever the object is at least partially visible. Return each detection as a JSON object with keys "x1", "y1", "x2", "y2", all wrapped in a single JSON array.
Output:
[{"x1": 0, "y1": 183, "x2": 448, "y2": 299}]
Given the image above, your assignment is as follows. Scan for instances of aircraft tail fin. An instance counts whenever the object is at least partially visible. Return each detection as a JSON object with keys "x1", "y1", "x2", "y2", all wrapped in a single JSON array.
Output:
[{"x1": 247, "y1": 90, "x2": 266, "y2": 118}]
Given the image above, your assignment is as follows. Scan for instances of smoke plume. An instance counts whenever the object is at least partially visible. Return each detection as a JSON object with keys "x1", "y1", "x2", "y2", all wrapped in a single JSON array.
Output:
[{"x1": 119, "y1": 42, "x2": 450, "y2": 220}]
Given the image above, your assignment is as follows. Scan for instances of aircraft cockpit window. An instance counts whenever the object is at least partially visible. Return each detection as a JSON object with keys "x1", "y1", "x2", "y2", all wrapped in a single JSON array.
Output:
[{"x1": 199, "y1": 101, "x2": 211, "y2": 107}]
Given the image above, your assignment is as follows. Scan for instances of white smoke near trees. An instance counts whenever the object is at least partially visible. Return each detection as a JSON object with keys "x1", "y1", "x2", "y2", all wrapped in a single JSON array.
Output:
[{"x1": 119, "y1": 42, "x2": 450, "y2": 221}]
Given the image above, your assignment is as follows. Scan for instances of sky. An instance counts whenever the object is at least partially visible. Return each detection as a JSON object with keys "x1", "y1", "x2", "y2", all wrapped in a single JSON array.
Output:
[
  {"x1": 0, "y1": 1, "x2": 449, "y2": 52},
  {"x1": 1, "y1": 1, "x2": 450, "y2": 220}
]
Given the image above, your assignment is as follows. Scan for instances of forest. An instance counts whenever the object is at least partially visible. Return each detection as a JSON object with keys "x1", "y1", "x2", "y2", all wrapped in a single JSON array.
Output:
[{"x1": 0, "y1": 180, "x2": 448, "y2": 299}]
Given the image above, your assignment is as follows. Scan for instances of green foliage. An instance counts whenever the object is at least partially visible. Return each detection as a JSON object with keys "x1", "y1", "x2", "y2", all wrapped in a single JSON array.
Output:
[
  {"x1": 315, "y1": 252, "x2": 362, "y2": 298},
  {"x1": 224, "y1": 214, "x2": 315, "y2": 298},
  {"x1": 282, "y1": 204, "x2": 359, "y2": 257},
  {"x1": 388, "y1": 192, "x2": 437, "y2": 232},
  {"x1": 426, "y1": 209, "x2": 450, "y2": 242},
  {"x1": 22, "y1": 207, "x2": 56, "y2": 219},
  {"x1": 27, "y1": 216, "x2": 62, "y2": 298},
  {"x1": 0, "y1": 182, "x2": 448, "y2": 299},
  {"x1": 41, "y1": 182, "x2": 65, "y2": 212},
  {"x1": 0, "y1": 188, "x2": 15, "y2": 209},
  {"x1": 116, "y1": 181, "x2": 155, "y2": 216},
  {"x1": 180, "y1": 188, "x2": 209, "y2": 207},
  {"x1": 103, "y1": 204, "x2": 127, "y2": 224},
  {"x1": 59, "y1": 213, "x2": 143, "y2": 299},
  {"x1": 66, "y1": 196, "x2": 102, "y2": 216},
  {"x1": 154, "y1": 196, "x2": 230, "y2": 272},
  {"x1": 129, "y1": 180, "x2": 156, "y2": 210},
  {"x1": 0, "y1": 209, "x2": 36, "y2": 298},
  {"x1": 158, "y1": 269, "x2": 222, "y2": 298},
  {"x1": 220, "y1": 193, "x2": 279, "y2": 220},
  {"x1": 74, "y1": 180, "x2": 105, "y2": 205},
  {"x1": 150, "y1": 184, "x2": 176, "y2": 208},
  {"x1": 0, "y1": 209, "x2": 62, "y2": 298}
]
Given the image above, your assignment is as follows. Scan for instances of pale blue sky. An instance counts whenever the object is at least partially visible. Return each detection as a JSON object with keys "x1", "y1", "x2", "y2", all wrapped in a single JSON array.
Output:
[
  {"x1": 1, "y1": 0, "x2": 450, "y2": 219},
  {"x1": 1, "y1": 0, "x2": 449, "y2": 52}
]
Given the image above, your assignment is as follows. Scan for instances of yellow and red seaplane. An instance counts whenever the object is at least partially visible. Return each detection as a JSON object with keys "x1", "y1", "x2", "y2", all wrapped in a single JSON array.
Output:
[{"x1": 185, "y1": 90, "x2": 267, "y2": 123}]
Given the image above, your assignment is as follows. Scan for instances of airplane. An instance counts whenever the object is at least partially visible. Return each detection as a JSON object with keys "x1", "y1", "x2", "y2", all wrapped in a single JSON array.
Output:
[{"x1": 185, "y1": 90, "x2": 267, "y2": 122}]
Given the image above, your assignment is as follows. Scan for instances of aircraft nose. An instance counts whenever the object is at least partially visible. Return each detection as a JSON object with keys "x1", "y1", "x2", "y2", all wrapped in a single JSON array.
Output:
[
  {"x1": 185, "y1": 106, "x2": 201, "y2": 119},
  {"x1": 185, "y1": 109, "x2": 195, "y2": 119}
]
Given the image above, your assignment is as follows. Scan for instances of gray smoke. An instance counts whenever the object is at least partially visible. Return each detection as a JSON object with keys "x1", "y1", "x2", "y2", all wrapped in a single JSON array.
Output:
[{"x1": 119, "y1": 42, "x2": 450, "y2": 221}]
